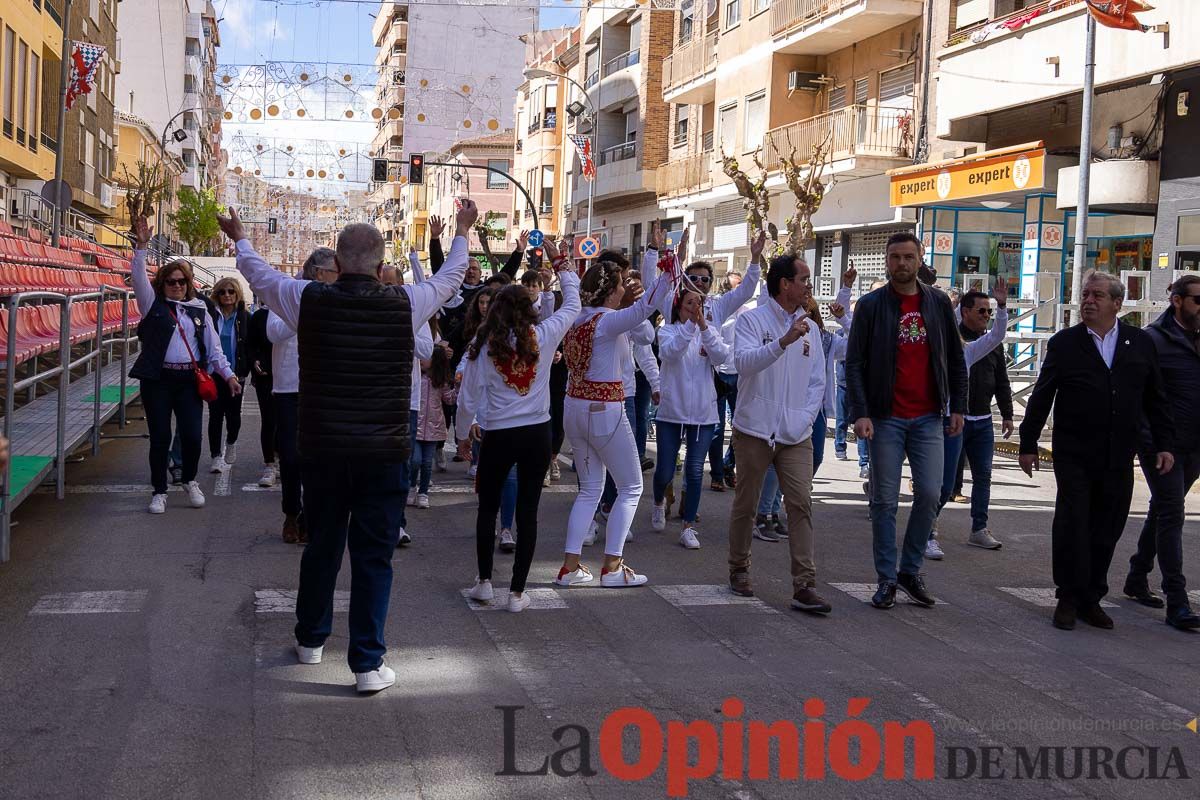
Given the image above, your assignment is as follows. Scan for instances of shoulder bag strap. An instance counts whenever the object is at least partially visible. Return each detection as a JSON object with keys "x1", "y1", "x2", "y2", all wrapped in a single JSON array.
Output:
[{"x1": 164, "y1": 304, "x2": 201, "y2": 370}]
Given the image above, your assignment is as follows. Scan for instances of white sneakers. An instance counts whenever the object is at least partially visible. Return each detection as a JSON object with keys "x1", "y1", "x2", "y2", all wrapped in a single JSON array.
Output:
[
  {"x1": 295, "y1": 644, "x2": 323, "y2": 664},
  {"x1": 548, "y1": 459, "x2": 561, "y2": 481},
  {"x1": 507, "y1": 592, "x2": 530, "y2": 613},
  {"x1": 968, "y1": 527, "x2": 1003, "y2": 550},
  {"x1": 498, "y1": 528, "x2": 516, "y2": 553},
  {"x1": 679, "y1": 527, "x2": 701, "y2": 550},
  {"x1": 554, "y1": 565, "x2": 594, "y2": 586},
  {"x1": 209, "y1": 455, "x2": 228, "y2": 473},
  {"x1": 148, "y1": 493, "x2": 167, "y2": 514},
  {"x1": 467, "y1": 578, "x2": 495, "y2": 602},
  {"x1": 183, "y1": 481, "x2": 205, "y2": 508},
  {"x1": 396, "y1": 528, "x2": 411, "y2": 547},
  {"x1": 435, "y1": 448, "x2": 447, "y2": 472},
  {"x1": 258, "y1": 462, "x2": 278, "y2": 487},
  {"x1": 925, "y1": 536, "x2": 945, "y2": 561},
  {"x1": 651, "y1": 502, "x2": 666, "y2": 532},
  {"x1": 355, "y1": 663, "x2": 396, "y2": 693},
  {"x1": 600, "y1": 561, "x2": 648, "y2": 588},
  {"x1": 223, "y1": 443, "x2": 237, "y2": 464},
  {"x1": 416, "y1": 494, "x2": 430, "y2": 509}
]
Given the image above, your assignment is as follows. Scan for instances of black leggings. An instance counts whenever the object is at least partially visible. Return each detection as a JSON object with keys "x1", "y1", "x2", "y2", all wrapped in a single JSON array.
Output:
[
  {"x1": 208, "y1": 378, "x2": 244, "y2": 457},
  {"x1": 475, "y1": 421, "x2": 552, "y2": 593},
  {"x1": 549, "y1": 359, "x2": 567, "y2": 454},
  {"x1": 253, "y1": 376, "x2": 276, "y2": 463},
  {"x1": 141, "y1": 372, "x2": 202, "y2": 494}
]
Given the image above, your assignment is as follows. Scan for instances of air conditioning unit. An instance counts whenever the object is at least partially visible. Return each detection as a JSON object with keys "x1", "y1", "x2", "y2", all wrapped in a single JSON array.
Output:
[{"x1": 788, "y1": 71, "x2": 829, "y2": 92}]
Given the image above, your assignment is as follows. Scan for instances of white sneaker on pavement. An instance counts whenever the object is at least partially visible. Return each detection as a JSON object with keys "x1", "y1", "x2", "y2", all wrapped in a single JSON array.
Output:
[
  {"x1": 507, "y1": 592, "x2": 530, "y2": 613},
  {"x1": 258, "y1": 463, "x2": 277, "y2": 487},
  {"x1": 396, "y1": 528, "x2": 411, "y2": 547},
  {"x1": 600, "y1": 561, "x2": 648, "y2": 588},
  {"x1": 968, "y1": 528, "x2": 1003, "y2": 550},
  {"x1": 355, "y1": 663, "x2": 396, "y2": 693},
  {"x1": 435, "y1": 448, "x2": 447, "y2": 472},
  {"x1": 148, "y1": 493, "x2": 167, "y2": 514},
  {"x1": 416, "y1": 493, "x2": 430, "y2": 509},
  {"x1": 651, "y1": 502, "x2": 666, "y2": 532},
  {"x1": 543, "y1": 468, "x2": 551, "y2": 487},
  {"x1": 925, "y1": 536, "x2": 945, "y2": 561},
  {"x1": 549, "y1": 460, "x2": 561, "y2": 481},
  {"x1": 498, "y1": 528, "x2": 516, "y2": 553},
  {"x1": 224, "y1": 443, "x2": 237, "y2": 464},
  {"x1": 183, "y1": 481, "x2": 205, "y2": 508},
  {"x1": 209, "y1": 455, "x2": 228, "y2": 473},
  {"x1": 679, "y1": 527, "x2": 701, "y2": 550},
  {"x1": 467, "y1": 578, "x2": 494, "y2": 602},
  {"x1": 407, "y1": 493, "x2": 418, "y2": 507},
  {"x1": 295, "y1": 644, "x2": 323, "y2": 664},
  {"x1": 554, "y1": 565, "x2": 594, "y2": 586}
]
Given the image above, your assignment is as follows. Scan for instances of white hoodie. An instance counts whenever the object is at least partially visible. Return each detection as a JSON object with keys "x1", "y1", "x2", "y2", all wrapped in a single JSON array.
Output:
[
  {"x1": 732, "y1": 296, "x2": 826, "y2": 446},
  {"x1": 655, "y1": 319, "x2": 731, "y2": 426}
]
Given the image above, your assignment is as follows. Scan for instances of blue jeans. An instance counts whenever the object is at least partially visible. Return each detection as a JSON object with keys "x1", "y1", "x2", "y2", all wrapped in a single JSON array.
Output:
[
  {"x1": 709, "y1": 373, "x2": 738, "y2": 481},
  {"x1": 653, "y1": 421, "x2": 715, "y2": 523},
  {"x1": 409, "y1": 440, "x2": 438, "y2": 495},
  {"x1": 757, "y1": 465, "x2": 782, "y2": 516},
  {"x1": 961, "y1": 419, "x2": 995, "y2": 532},
  {"x1": 500, "y1": 466, "x2": 517, "y2": 529},
  {"x1": 398, "y1": 409, "x2": 418, "y2": 529},
  {"x1": 835, "y1": 384, "x2": 869, "y2": 466},
  {"x1": 600, "y1": 396, "x2": 638, "y2": 511},
  {"x1": 937, "y1": 416, "x2": 965, "y2": 515},
  {"x1": 633, "y1": 372, "x2": 652, "y2": 460},
  {"x1": 811, "y1": 410, "x2": 827, "y2": 476},
  {"x1": 295, "y1": 458, "x2": 406, "y2": 673},
  {"x1": 868, "y1": 414, "x2": 944, "y2": 583}
]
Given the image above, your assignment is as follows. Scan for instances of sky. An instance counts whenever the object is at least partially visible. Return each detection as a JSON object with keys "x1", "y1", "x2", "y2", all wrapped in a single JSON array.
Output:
[{"x1": 216, "y1": 0, "x2": 580, "y2": 195}]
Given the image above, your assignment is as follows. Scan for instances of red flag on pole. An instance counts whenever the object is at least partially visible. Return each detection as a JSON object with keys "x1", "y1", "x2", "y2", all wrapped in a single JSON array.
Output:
[
  {"x1": 65, "y1": 42, "x2": 107, "y2": 110},
  {"x1": 1085, "y1": 1, "x2": 1153, "y2": 31}
]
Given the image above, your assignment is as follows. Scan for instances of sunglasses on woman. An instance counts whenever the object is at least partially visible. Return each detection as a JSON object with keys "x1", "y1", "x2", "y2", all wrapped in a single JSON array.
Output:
[
  {"x1": 217, "y1": 288, "x2": 238, "y2": 296},
  {"x1": 164, "y1": 278, "x2": 189, "y2": 287}
]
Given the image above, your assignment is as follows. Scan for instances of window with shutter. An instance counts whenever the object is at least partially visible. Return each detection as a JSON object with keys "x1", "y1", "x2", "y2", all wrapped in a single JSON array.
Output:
[
  {"x1": 880, "y1": 63, "x2": 916, "y2": 102},
  {"x1": 854, "y1": 78, "x2": 869, "y2": 106},
  {"x1": 828, "y1": 86, "x2": 847, "y2": 112}
]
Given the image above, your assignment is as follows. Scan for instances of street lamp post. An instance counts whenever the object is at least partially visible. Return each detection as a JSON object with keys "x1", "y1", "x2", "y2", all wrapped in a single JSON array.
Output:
[
  {"x1": 524, "y1": 67, "x2": 594, "y2": 239},
  {"x1": 156, "y1": 108, "x2": 195, "y2": 253}
]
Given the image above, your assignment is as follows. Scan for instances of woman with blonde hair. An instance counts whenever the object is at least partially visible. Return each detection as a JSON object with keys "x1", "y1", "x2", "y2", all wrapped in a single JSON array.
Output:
[
  {"x1": 207, "y1": 277, "x2": 251, "y2": 472},
  {"x1": 129, "y1": 216, "x2": 239, "y2": 513}
]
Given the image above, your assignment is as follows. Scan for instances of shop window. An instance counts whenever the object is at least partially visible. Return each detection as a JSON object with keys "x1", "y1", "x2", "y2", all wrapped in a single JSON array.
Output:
[{"x1": 1177, "y1": 214, "x2": 1200, "y2": 247}]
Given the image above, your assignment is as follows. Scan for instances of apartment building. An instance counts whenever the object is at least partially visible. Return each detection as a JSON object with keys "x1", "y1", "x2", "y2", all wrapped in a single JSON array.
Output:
[
  {"x1": 917, "y1": 0, "x2": 1200, "y2": 318},
  {"x1": 101, "y1": 110, "x2": 184, "y2": 249},
  {"x1": 367, "y1": 0, "x2": 534, "y2": 258},
  {"x1": 115, "y1": 0, "x2": 221, "y2": 201},
  {"x1": 656, "y1": 0, "x2": 923, "y2": 288},
  {"x1": 424, "y1": 130, "x2": 516, "y2": 254}
]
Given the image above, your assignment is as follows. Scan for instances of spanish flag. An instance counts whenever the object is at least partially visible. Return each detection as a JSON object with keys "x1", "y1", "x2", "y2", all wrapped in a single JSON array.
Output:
[{"x1": 1085, "y1": 1, "x2": 1153, "y2": 31}]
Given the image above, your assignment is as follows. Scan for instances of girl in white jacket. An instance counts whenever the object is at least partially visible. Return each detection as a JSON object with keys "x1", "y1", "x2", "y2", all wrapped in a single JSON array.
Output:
[
  {"x1": 650, "y1": 285, "x2": 731, "y2": 549},
  {"x1": 556, "y1": 261, "x2": 669, "y2": 588}
]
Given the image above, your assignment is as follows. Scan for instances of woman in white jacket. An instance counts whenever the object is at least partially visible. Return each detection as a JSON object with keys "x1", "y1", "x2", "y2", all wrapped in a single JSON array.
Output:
[
  {"x1": 457, "y1": 246, "x2": 581, "y2": 612},
  {"x1": 650, "y1": 284, "x2": 731, "y2": 549},
  {"x1": 556, "y1": 261, "x2": 669, "y2": 589}
]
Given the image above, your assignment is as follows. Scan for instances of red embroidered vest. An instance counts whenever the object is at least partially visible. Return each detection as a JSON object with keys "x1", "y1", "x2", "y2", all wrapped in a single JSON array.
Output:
[{"x1": 565, "y1": 312, "x2": 624, "y2": 402}]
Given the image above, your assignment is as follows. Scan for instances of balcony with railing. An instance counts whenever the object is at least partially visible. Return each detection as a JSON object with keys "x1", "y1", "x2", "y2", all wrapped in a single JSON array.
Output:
[
  {"x1": 602, "y1": 49, "x2": 640, "y2": 77},
  {"x1": 527, "y1": 112, "x2": 558, "y2": 135},
  {"x1": 663, "y1": 31, "x2": 718, "y2": 105},
  {"x1": 597, "y1": 141, "x2": 637, "y2": 166},
  {"x1": 770, "y1": 0, "x2": 924, "y2": 54},
  {"x1": 655, "y1": 149, "x2": 725, "y2": 199},
  {"x1": 761, "y1": 104, "x2": 913, "y2": 176}
]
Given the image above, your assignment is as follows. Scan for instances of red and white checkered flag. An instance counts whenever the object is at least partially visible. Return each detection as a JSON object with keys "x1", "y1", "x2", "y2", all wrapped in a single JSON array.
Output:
[
  {"x1": 66, "y1": 42, "x2": 106, "y2": 110},
  {"x1": 568, "y1": 134, "x2": 595, "y2": 182}
]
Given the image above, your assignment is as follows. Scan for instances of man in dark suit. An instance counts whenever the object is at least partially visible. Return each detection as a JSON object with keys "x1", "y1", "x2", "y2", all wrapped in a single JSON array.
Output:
[{"x1": 1019, "y1": 270, "x2": 1174, "y2": 631}]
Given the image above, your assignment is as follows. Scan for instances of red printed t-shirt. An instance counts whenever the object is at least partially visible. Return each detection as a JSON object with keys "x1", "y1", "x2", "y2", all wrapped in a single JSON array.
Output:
[{"x1": 891, "y1": 289, "x2": 938, "y2": 418}]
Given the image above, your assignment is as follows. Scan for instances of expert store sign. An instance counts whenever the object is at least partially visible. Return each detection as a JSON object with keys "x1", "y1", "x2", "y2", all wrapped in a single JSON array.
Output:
[{"x1": 889, "y1": 147, "x2": 1046, "y2": 207}]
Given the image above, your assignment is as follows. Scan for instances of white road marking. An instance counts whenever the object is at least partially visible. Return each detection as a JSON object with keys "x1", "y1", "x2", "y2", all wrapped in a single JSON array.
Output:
[
  {"x1": 30, "y1": 590, "x2": 148, "y2": 615},
  {"x1": 459, "y1": 587, "x2": 567, "y2": 611},
  {"x1": 998, "y1": 587, "x2": 1118, "y2": 608},
  {"x1": 829, "y1": 582, "x2": 948, "y2": 605},
  {"x1": 652, "y1": 584, "x2": 778, "y2": 613},
  {"x1": 214, "y1": 465, "x2": 232, "y2": 497},
  {"x1": 254, "y1": 589, "x2": 351, "y2": 613}
]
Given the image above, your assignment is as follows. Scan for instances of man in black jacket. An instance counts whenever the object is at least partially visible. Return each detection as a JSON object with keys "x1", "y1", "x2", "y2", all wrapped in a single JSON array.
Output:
[
  {"x1": 1019, "y1": 270, "x2": 1174, "y2": 631},
  {"x1": 1122, "y1": 275, "x2": 1200, "y2": 630},
  {"x1": 845, "y1": 232, "x2": 967, "y2": 610}
]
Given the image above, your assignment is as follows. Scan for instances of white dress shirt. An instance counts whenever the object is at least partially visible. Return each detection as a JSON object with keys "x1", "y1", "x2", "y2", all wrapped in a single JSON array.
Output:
[{"x1": 1088, "y1": 321, "x2": 1119, "y2": 369}]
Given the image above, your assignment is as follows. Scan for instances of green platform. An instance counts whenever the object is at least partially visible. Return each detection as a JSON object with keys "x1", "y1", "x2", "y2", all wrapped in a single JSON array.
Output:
[
  {"x1": 6, "y1": 455, "x2": 52, "y2": 501},
  {"x1": 82, "y1": 386, "x2": 126, "y2": 404}
]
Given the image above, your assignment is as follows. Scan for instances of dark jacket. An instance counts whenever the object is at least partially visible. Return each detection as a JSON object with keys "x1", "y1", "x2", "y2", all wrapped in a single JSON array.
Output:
[
  {"x1": 1018, "y1": 322, "x2": 1172, "y2": 470},
  {"x1": 297, "y1": 274, "x2": 414, "y2": 462},
  {"x1": 961, "y1": 321, "x2": 1013, "y2": 419},
  {"x1": 208, "y1": 303, "x2": 251, "y2": 379},
  {"x1": 844, "y1": 282, "x2": 967, "y2": 422},
  {"x1": 245, "y1": 307, "x2": 273, "y2": 385},
  {"x1": 130, "y1": 298, "x2": 211, "y2": 381},
  {"x1": 1141, "y1": 308, "x2": 1200, "y2": 454}
]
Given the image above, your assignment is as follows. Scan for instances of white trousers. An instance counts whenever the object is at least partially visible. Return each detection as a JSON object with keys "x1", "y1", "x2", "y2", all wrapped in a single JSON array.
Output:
[{"x1": 564, "y1": 397, "x2": 642, "y2": 556}]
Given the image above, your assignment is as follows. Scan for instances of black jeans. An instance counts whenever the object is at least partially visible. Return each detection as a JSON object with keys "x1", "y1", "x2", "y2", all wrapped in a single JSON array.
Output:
[
  {"x1": 475, "y1": 422, "x2": 552, "y2": 593},
  {"x1": 1051, "y1": 459, "x2": 1135, "y2": 607},
  {"x1": 142, "y1": 372, "x2": 203, "y2": 494},
  {"x1": 207, "y1": 378, "x2": 244, "y2": 457},
  {"x1": 295, "y1": 458, "x2": 406, "y2": 673},
  {"x1": 253, "y1": 375, "x2": 276, "y2": 463},
  {"x1": 275, "y1": 393, "x2": 302, "y2": 516},
  {"x1": 1127, "y1": 450, "x2": 1200, "y2": 608}
]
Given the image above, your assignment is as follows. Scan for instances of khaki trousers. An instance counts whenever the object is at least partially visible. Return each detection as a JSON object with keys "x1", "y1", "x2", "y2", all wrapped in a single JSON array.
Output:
[{"x1": 727, "y1": 429, "x2": 816, "y2": 588}]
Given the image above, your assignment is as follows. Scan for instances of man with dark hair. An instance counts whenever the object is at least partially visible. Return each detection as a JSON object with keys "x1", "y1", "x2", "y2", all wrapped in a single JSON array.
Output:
[
  {"x1": 726, "y1": 235, "x2": 830, "y2": 614},
  {"x1": 845, "y1": 231, "x2": 967, "y2": 610},
  {"x1": 1019, "y1": 270, "x2": 1174, "y2": 631},
  {"x1": 219, "y1": 202, "x2": 476, "y2": 693},
  {"x1": 1122, "y1": 275, "x2": 1200, "y2": 630}
]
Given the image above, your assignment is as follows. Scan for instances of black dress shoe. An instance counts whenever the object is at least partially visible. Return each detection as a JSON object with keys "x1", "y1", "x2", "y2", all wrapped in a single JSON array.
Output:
[
  {"x1": 1052, "y1": 599, "x2": 1076, "y2": 630},
  {"x1": 1078, "y1": 604, "x2": 1114, "y2": 629},
  {"x1": 1123, "y1": 582, "x2": 1165, "y2": 608},
  {"x1": 897, "y1": 572, "x2": 936, "y2": 607},
  {"x1": 871, "y1": 580, "x2": 896, "y2": 609},
  {"x1": 1166, "y1": 606, "x2": 1200, "y2": 631}
]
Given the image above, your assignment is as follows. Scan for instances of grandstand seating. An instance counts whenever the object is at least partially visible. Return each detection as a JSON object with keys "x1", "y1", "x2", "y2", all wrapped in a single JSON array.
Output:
[
  {"x1": 0, "y1": 300, "x2": 141, "y2": 366},
  {"x1": 0, "y1": 220, "x2": 135, "y2": 293}
]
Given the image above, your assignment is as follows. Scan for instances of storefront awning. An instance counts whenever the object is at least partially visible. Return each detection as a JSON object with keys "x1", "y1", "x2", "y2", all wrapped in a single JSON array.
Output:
[{"x1": 888, "y1": 142, "x2": 1047, "y2": 208}]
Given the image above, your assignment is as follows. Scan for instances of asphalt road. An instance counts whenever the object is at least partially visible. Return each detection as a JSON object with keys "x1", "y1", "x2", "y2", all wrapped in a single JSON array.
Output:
[{"x1": 0, "y1": 401, "x2": 1197, "y2": 800}]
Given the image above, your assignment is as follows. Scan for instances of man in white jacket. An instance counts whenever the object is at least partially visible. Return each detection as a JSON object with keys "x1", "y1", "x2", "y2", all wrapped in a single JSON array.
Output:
[{"x1": 726, "y1": 244, "x2": 829, "y2": 613}]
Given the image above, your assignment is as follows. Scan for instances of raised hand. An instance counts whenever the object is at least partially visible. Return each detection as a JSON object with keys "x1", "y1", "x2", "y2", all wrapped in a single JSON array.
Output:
[
  {"x1": 829, "y1": 302, "x2": 846, "y2": 319},
  {"x1": 519, "y1": 230, "x2": 530, "y2": 251},
  {"x1": 455, "y1": 200, "x2": 479, "y2": 235},
  {"x1": 543, "y1": 236, "x2": 559, "y2": 263},
  {"x1": 131, "y1": 216, "x2": 152, "y2": 249},
  {"x1": 216, "y1": 207, "x2": 247, "y2": 243},
  {"x1": 992, "y1": 275, "x2": 1009, "y2": 307},
  {"x1": 429, "y1": 215, "x2": 445, "y2": 241},
  {"x1": 649, "y1": 220, "x2": 665, "y2": 251},
  {"x1": 677, "y1": 226, "x2": 690, "y2": 264},
  {"x1": 842, "y1": 260, "x2": 858, "y2": 289},
  {"x1": 749, "y1": 229, "x2": 766, "y2": 262}
]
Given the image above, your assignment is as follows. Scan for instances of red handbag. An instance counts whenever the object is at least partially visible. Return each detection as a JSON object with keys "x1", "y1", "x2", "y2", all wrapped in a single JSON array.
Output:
[{"x1": 166, "y1": 305, "x2": 219, "y2": 402}]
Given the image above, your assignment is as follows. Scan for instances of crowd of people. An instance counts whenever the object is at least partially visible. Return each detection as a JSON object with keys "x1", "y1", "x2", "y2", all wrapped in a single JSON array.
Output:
[{"x1": 123, "y1": 201, "x2": 1199, "y2": 693}]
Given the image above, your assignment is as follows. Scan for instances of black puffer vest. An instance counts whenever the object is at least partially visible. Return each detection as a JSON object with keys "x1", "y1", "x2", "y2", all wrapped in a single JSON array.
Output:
[
  {"x1": 130, "y1": 297, "x2": 211, "y2": 381},
  {"x1": 297, "y1": 274, "x2": 414, "y2": 461}
]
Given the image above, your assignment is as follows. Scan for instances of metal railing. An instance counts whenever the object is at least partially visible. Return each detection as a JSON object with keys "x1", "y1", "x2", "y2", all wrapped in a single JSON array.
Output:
[
  {"x1": 770, "y1": 0, "x2": 859, "y2": 38},
  {"x1": 585, "y1": 70, "x2": 600, "y2": 88},
  {"x1": 603, "y1": 48, "x2": 641, "y2": 77},
  {"x1": 762, "y1": 105, "x2": 912, "y2": 168},
  {"x1": 663, "y1": 31, "x2": 718, "y2": 93},
  {"x1": 597, "y1": 141, "x2": 638, "y2": 166},
  {"x1": 655, "y1": 150, "x2": 718, "y2": 197}
]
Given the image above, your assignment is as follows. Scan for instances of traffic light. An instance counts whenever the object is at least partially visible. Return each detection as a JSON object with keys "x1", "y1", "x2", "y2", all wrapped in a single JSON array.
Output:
[
  {"x1": 372, "y1": 158, "x2": 388, "y2": 183},
  {"x1": 408, "y1": 153, "x2": 424, "y2": 184},
  {"x1": 267, "y1": 217, "x2": 278, "y2": 234}
]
